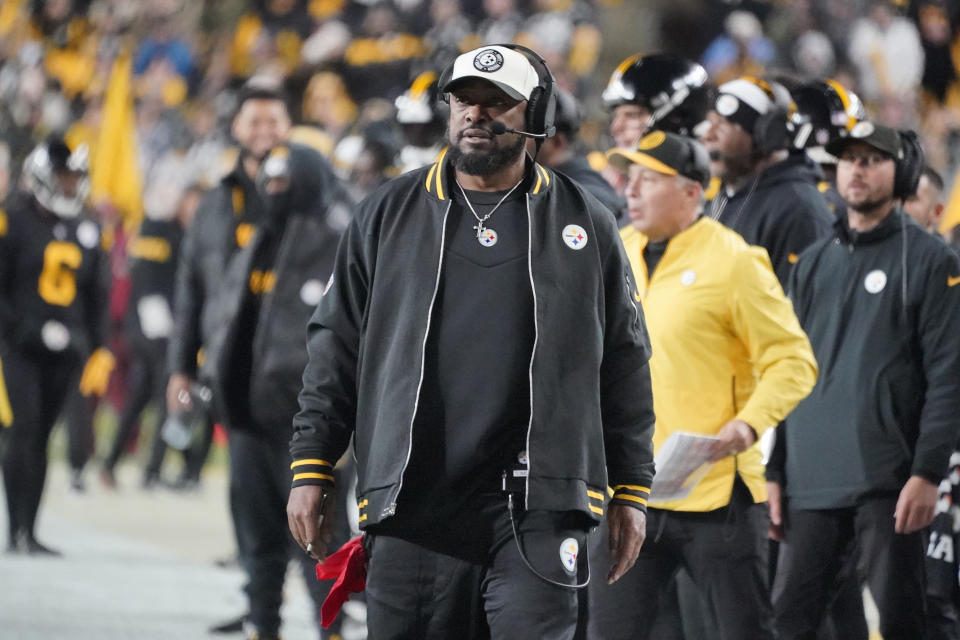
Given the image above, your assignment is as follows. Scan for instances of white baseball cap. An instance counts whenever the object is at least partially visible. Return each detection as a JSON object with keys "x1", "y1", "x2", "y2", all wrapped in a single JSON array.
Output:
[{"x1": 442, "y1": 45, "x2": 540, "y2": 102}]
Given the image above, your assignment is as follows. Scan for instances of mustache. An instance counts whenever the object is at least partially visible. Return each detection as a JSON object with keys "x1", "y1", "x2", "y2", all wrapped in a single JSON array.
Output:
[{"x1": 457, "y1": 126, "x2": 494, "y2": 140}]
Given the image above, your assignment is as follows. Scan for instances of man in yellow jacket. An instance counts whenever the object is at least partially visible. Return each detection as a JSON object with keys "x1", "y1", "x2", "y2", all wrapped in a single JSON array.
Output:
[{"x1": 587, "y1": 130, "x2": 818, "y2": 639}]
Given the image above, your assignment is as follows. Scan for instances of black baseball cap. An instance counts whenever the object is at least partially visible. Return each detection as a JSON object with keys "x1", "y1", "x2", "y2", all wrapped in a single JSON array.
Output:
[
  {"x1": 607, "y1": 130, "x2": 712, "y2": 188},
  {"x1": 825, "y1": 120, "x2": 901, "y2": 159}
]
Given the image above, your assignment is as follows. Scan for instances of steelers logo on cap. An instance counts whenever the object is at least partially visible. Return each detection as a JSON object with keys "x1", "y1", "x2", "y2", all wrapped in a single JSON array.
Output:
[
  {"x1": 716, "y1": 94, "x2": 740, "y2": 117},
  {"x1": 637, "y1": 131, "x2": 666, "y2": 150},
  {"x1": 850, "y1": 121, "x2": 875, "y2": 139},
  {"x1": 474, "y1": 49, "x2": 504, "y2": 73}
]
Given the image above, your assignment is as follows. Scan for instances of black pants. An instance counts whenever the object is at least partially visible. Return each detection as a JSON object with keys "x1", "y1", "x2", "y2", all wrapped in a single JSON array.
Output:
[
  {"x1": 227, "y1": 428, "x2": 338, "y2": 636},
  {"x1": 1, "y1": 348, "x2": 78, "y2": 542},
  {"x1": 587, "y1": 480, "x2": 775, "y2": 640},
  {"x1": 364, "y1": 493, "x2": 589, "y2": 640},
  {"x1": 772, "y1": 497, "x2": 927, "y2": 640},
  {"x1": 103, "y1": 337, "x2": 168, "y2": 477}
]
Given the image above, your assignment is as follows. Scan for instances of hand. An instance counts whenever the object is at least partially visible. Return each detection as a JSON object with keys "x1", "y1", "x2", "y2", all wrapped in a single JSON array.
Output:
[
  {"x1": 767, "y1": 481, "x2": 784, "y2": 541},
  {"x1": 78, "y1": 348, "x2": 116, "y2": 397},
  {"x1": 288, "y1": 485, "x2": 336, "y2": 561},
  {"x1": 166, "y1": 373, "x2": 193, "y2": 414},
  {"x1": 708, "y1": 419, "x2": 758, "y2": 462},
  {"x1": 894, "y1": 475, "x2": 938, "y2": 534},
  {"x1": 606, "y1": 504, "x2": 646, "y2": 584}
]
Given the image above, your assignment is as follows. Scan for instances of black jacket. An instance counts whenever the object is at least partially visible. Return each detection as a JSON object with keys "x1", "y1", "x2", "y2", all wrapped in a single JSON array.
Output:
[
  {"x1": 709, "y1": 154, "x2": 835, "y2": 286},
  {"x1": 779, "y1": 209, "x2": 960, "y2": 509},
  {"x1": 555, "y1": 154, "x2": 624, "y2": 218},
  {"x1": 168, "y1": 143, "x2": 348, "y2": 378},
  {"x1": 290, "y1": 152, "x2": 656, "y2": 528},
  {"x1": 168, "y1": 161, "x2": 261, "y2": 379},
  {"x1": 173, "y1": 145, "x2": 350, "y2": 433}
]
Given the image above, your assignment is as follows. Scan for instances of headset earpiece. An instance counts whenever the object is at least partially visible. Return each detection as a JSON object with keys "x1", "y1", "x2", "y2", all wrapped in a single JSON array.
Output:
[
  {"x1": 437, "y1": 62, "x2": 453, "y2": 104},
  {"x1": 752, "y1": 108, "x2": 789, "y2": 156},
  {"x1": 893, "y1": 130, "x2": 924, "y2": 201}
]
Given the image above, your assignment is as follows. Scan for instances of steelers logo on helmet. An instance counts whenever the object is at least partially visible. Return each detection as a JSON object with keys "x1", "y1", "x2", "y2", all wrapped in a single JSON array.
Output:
[
  {"x1": 473, "y1": 49, "x2": 505, "y2": 73},
  {"x1": 850, "y1": 121, "x2": 875, "y2": 139},
  {"x1": 637, "y1": 131, "x2": 667, "y2": 150}
]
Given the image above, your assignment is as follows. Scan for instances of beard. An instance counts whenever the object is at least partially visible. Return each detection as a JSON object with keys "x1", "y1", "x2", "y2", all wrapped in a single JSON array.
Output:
[
  {"x1": 447, "y1": 128, "x2": 526, "y2": 176},
  {"x1": 843, "y1": 192, "x2": 894, "y2": 216}
]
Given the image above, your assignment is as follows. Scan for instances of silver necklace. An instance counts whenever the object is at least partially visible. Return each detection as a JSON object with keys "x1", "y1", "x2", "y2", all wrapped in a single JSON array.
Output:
[{"x1": 456, "y1": 178, "x2": 523, "y2": 247}]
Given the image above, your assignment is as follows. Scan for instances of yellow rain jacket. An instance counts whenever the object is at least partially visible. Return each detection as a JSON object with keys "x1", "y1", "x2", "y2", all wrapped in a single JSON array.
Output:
[{"x1": 622, "y1": 217, "x2": 817, "y2": 511}]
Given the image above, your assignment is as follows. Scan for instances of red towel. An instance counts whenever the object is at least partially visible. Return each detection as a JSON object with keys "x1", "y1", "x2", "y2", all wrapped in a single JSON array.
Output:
[{"x1": 315, "y1": 536, "x2": 367, "y2": 628}]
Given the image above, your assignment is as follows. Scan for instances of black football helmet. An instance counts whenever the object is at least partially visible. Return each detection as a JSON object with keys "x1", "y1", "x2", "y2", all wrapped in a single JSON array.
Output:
[
  {"x1": 790, "y1": 79, "x2": 866, "y2": 162},
  {"x1": 22, "y1": 137, "x2": 90, "y2": 219},
  {"x1": 602, "y1": 53, "x2": 711, "y2": 137}
]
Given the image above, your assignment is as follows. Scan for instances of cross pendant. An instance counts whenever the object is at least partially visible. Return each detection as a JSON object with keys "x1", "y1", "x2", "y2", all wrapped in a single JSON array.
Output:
[{"x1": 473, "y1": 221, "x2": 485, "y2": 239}]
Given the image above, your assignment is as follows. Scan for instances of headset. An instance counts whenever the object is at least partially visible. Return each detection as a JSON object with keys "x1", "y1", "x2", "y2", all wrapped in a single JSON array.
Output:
[
  {"x1": 679, "y1": 135, "x2": 712, "y2": 188},
  {"x1": 438, "y1": 43, "x2": 557, "y2": 139},
  {"x1": 894, "y1": 129, "x2": 924, "y2": 201},
  {"x1": 745, "y1": 78, "x2": 793, "y2": 156}
]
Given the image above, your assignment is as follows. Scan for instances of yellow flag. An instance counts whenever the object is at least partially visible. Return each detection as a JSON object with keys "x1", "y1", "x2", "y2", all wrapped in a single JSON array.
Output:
[
  {"x1": 90, "y1": 51, "x2": 143, "y2": 224},
  {"x1": 939, "y1": 175, "x2": 960, "y2": 235}
]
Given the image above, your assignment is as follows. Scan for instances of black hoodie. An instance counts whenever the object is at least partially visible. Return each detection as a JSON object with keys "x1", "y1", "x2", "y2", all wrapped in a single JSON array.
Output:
[
  {"x1": 708, "y1": 154, "x2": 835, "y2": 286},
  {"x1": 780, "y1": 209, "x2": 960, "y2": 509}
]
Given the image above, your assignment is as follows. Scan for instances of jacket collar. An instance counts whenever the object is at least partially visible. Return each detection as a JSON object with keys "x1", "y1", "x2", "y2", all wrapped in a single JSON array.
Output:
[
  {"x1": 424, "y1": 149, "x2": 553, "y2": 201},
  {"x1": 834, "y1": 206, "x2": 906, "y2": 246}
]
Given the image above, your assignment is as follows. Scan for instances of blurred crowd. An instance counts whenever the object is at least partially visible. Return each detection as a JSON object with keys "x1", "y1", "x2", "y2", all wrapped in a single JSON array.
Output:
[{"x1": 0, "y1": 0, "x2": 957, "y2": 221}]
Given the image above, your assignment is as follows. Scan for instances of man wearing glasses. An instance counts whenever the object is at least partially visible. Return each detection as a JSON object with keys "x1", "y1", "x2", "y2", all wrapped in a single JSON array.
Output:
[{"x1": 770, "y1": 122, "x2": 960, "y2": 639}]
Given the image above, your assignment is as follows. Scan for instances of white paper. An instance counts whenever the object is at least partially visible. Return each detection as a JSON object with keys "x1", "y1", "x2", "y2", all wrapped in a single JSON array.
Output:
[{"x1": 649, "y1": 431, "x2": 719, "y2": 504}]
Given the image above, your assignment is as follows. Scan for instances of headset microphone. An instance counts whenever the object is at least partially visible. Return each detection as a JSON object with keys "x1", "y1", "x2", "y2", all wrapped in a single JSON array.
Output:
[{"x1": 490, "y1": 120, "x2": 550, "y2": 139}]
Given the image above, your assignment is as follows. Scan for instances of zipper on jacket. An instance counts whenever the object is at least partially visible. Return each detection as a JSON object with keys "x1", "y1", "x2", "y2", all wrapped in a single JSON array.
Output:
[
  {"x1": 523, "y1": 194, "x2": 539, "y2": 505},
  {"x1": 388, "y1": 200, "x2": 453, "y2": 518}
]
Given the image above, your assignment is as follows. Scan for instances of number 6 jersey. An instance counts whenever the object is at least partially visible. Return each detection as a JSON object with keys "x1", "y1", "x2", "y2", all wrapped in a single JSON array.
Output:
[{"x1": 0, "y1": 190, "x2": 108, "y2": 359}]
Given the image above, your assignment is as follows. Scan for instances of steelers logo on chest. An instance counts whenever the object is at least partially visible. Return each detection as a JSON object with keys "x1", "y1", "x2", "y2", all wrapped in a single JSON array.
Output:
[{"x1": 864, "y1": 269, "x2": 887, "y2": 294}]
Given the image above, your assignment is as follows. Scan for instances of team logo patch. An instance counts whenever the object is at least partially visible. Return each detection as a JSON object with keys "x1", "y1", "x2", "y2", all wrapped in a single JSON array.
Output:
[
  {"x1": 479, "y1": 228, "x2": 499, "y2": 247},
  {"x1": 637, "y1": 131, "x2": 666, "y2": 150},
  {"x1": 864, "y1": 269, "x2": 886, "y2": 294},
  {"x1": 562, "y1": 225, "x2": 588, "y2": 250},
  {"x1": 77, "y1": 221, "x2": 99, "y2": 249},
  {"x1": 681, "y1": 269, "x2": 696, "y2": 286},
  {"x1": 716, "y1": 94, "x2": 739, "y2": 117},
  {"x1": 559, "y1": 538, "x2": 579, "y2": 574},
  {"x1": 850, "y1": 121, "x2": 875, "y2": 138},
  {"x1": 474, "y1": 49, "x2": 504, "y2": 73},
  {"x1": 300, "y1": 279, "x2": 325, "y2": 306},
  {"x1": 41, "y1": 320, "x2": 70, "y2": 352},
  {"x1": 517, "y1": 450, "x2": 528, "y2": 465}
]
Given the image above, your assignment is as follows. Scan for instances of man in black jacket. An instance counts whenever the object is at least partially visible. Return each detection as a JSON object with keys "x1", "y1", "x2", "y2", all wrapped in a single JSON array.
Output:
[
  {"x1": 538, "y1": 88, "x2": 623, "y2": 216},
  {"x1": 287, "y1": 44, "x2": 655, "y2": 638},
  {"x1": 771, "y1": 122, "x2": 960, "y2": 639},
  {"x1": 703, "y1": 76, "x2": 835, "y2": 287},
  {"x1": 168, "y1": 81, "x2": 352, "y2": 640}
]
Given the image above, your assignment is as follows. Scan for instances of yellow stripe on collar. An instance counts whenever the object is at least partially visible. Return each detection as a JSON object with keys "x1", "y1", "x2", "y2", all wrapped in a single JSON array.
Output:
[
  {"x1": 532, "y1": 164, "x2": 551, "y2": 194},
  {"x1": 434, "y1": 147, "x2": 447, "y2": 200},
  {"x1": 425, "y1": 162, "x2": 437, "y2": 193}
]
